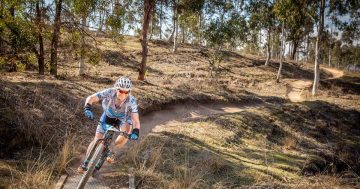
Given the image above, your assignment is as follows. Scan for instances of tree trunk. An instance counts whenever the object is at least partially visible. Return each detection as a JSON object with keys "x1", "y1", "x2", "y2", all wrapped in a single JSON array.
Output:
[
  {"x1": 291, "y1": 41, "x2": 299, "y2": 60},
  {"x1": 168, "y1": 5, "x2": 176, "y2": 42},
  {"x1": 306, "y1": 33, "x2": 310, "y2": 63},
  {"x1": 0, "y1": 1, "x2": 4, "y2": 53},
  {"x1": 182, "y1": 25, "x2": 185, "y2": 44},
  {"x1": 198, "y1": 13, "x2": 202, "y2": 46},
  {"x1": 312, "y1": 0, "x2": 324, "y2": 96},
  {"x1": 8, "y1": 5, "x2": 16, "y2": 54},
  {"x1": 276, "y1": 22, "x2": 285, "y2": 83},
  {"x1": 149, "y1": 8, "x2": 155, "y2": 40},
  {"x1": 271, "y1": 34, "x2": 275, "y2": 60},
  {"x1": 257, "y1": 31, "x2": 261, "y2": 56},
  {"x1": 149, "y1": 18, "x2": 153, "y2": 40},
  {"x1": 265, "y1": 28, "x2": 271, "y2": 66},
  {"x1": 96, "y1": 7, "x2": 104, "y2": 36},
  {"x1": 138, "y1": 0, "x2": 154, "y2": 81},
  {"x1": 172, "y1": 1, "x2": 178, "y2": 53},
  {"x1": 328, "y1": 46, "x2": 331, "y2": 67},
  {"x1": 36, "y1": 1, "x2": 45, "y2": 75},
  {"x1": 50, "y1": 0, "x2": 63, "y2": 76},
  {"x1": 79, "y1": 16, "x2": 86, "y2": 76},
  {"x1": 328, "y1": 24, "x2": 332, "y2": 67},
  {"x1": 159, "y1": 0, "x2": 163, "y2": 39},
  {"x1": 9, "y1": 6, "x2": 14, "y2": 17}
]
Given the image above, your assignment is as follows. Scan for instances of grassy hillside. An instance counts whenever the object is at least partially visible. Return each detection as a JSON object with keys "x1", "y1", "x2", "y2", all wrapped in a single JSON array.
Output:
[{"x1": 0, "y1": 35, "x2": 359, "y2": 188}]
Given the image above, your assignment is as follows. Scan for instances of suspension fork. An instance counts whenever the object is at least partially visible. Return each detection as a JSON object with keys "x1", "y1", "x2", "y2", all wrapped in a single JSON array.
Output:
[{"x1": 85, "y1": 138, "x2": 105, "y2": 162}]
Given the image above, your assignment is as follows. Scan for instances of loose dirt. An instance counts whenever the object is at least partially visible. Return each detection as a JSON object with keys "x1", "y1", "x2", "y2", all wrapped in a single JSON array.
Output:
[
  {"x1": 286, "y1": 67, "x2": 344, "y2": 102},
  {"x1": 286, "y1": 79, "x2": 313, "y2": 102},
  {"x1": 323, "y1": 67, "x2": 344, "y2": 79}
]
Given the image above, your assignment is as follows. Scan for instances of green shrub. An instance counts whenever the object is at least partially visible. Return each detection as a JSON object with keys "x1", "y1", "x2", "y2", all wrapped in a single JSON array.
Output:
[
  {"x1": 0, "y1": 57, "x2": 6, "y2": 69},
  {"x1": 16, "y1": 60, "x2": 26, "y2": 72},
  {"x1": 25, "y1": 53, "x2": 37, "y2": 70}
]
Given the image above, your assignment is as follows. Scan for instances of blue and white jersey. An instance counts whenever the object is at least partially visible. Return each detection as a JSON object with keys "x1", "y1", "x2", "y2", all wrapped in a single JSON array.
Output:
[{"x1": 95, "y1": 88, "x2": 138, "y2": 121}]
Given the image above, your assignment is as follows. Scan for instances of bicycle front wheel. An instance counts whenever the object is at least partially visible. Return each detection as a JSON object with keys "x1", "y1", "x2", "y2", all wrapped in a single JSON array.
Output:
[{"x1": 76, "y1": 143, "x2": 104, "y2": 189}]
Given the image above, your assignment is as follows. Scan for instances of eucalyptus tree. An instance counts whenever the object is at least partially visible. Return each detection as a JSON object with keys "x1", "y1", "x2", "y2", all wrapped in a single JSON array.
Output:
[
  {"x1": 167, "y1": 0, "x2": 205, "y2": 51},
  {"x1": 0, "y1": 0, "x2": 47, "y2": 73},
  {"x1": 35, "y1": 0, "x2": 45, "y2": 74},
  {"x1": 106, "y1": 0, "x2": 128, "y2": 39},
  {"x1": 273, "y1": 0, "x2": 289, "y2": 82},
  {"x1": 273, "y1": 0, "x2": 317, "y2": 82},
  {"x1": 178, "y1": 0, "x2": 204, "y2": 44},
  {"x1": 70, "y1": 0, "x2": 98, "y2": 75},
  {"x1": 328, "y1": 0, "x2": 359, "y2": 45},
  {"x1": 50, "y1": 0, "x2": 63, "y2": 76},
  {"x1": 247, "y1": 0, "x2": 276, "y2": 66},
  {"x1": 172, "y1": 0, "x2": 179, "y2": 52},
  {"x1": 138, "y1": 0, "x2": 155, "y2": 81},
  {"x1": 286, "y1": 0, "x2": 315, "y2": 60},
  {"x1": 311, "y1": 0, "x2": 325, "y2": 95},
  {"x1": 203, "y1": 0, "x2": 247, "y2": 76},
  {"x1": 204, "y1": 0, "x2": 247, "y2": 48},
  {"x1": 95, "y1": 0, "x2": 111, "y2": 35},
  {"x1": 311, "y1": 0, "x2": 359, "y2": 94}
]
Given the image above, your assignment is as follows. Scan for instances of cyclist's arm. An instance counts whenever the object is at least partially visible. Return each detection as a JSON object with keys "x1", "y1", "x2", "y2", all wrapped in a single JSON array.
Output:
[
  {"x1": 85, "y1": 94, "x2": 100, "y2": 106},
  {"x1": 131, "y1": 112, "x2": 140, "y2": 130}
]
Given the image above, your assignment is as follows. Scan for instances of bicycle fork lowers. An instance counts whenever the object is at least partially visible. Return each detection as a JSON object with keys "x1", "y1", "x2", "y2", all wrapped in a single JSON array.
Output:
[{"x1": 76, "y1": 124, "x2": 127, "y2": 189}]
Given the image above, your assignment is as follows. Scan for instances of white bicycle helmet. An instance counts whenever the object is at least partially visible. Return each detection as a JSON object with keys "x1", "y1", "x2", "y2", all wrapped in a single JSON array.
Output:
[{"x1": 114, "y1": 77, "x2": 132, "y2": 91}]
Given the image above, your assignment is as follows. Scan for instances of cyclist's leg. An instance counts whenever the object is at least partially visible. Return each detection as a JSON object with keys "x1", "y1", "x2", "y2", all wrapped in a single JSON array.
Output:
[
  {"x1": 105, "y1": 122, "x2": 131, "y2": 163},
  {"x1": 114, "y1": 122, "x2": 132, "y2": 148}
]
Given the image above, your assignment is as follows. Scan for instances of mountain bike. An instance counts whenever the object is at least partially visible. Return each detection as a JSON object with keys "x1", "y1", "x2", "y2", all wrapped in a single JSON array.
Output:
[{"x1": 76, "y1": 123, "x2": 131, "y2": 189}]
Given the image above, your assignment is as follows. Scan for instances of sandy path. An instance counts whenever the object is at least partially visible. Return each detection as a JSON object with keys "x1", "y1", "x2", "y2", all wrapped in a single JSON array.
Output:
[
  {"x1": 286, "y1": 80, "x2": 313, "y2": 102},
  {"x1": 322, "y1": 67, "x2": 344, "y2": 79},
  {"x1": 286, "y1": 67, "x2": 344, "y2": 102}
]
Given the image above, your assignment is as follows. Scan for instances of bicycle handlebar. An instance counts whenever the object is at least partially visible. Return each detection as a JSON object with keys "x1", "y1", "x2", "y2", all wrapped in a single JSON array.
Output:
[{"x1": 88, "y1": 117, "x2": 134, "y2": 139}]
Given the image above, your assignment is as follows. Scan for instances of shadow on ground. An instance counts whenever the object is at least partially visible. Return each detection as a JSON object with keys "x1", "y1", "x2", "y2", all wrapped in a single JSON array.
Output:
[
  {"x1": 102, "y1": 50, "x2": 164, "y2": 75},
  {"x1": 321, "y1": 75, "x2": 360, "y2": 95},
  {"x1": 0, "y1": 79, "x2": 96, "y2": 159},
  {"x1": 111, "y1": 91, "x2": 359, "y2": 188}
]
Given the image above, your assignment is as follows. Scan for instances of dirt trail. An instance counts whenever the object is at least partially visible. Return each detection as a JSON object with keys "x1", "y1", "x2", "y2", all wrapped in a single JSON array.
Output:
[
  {"x1": 322, "y1": 67, "x2": 344, "y2": 79},
  {"x1": 286, "y1": 67, "x2": 344, "y2": 102},
  {"x1": 286, "y1": 80, "x2": 313, "y2": 102},
  {"x1": 140, "y1": 102, "x2": 261, "y2": 138},
  {"x1": 62, "y1": 102, "x2": 261, "y2": 188}
]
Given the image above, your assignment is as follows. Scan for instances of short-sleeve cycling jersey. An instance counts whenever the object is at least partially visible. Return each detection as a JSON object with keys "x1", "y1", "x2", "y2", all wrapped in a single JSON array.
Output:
[{"x1": 95, "y1": 88, "x2": 138, "y2": 122}]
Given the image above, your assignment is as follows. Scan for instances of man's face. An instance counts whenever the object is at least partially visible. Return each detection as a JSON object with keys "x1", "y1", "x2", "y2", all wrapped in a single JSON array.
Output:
[{"x1": 116, "y1": 90, "x2": 129, "y2": 101}]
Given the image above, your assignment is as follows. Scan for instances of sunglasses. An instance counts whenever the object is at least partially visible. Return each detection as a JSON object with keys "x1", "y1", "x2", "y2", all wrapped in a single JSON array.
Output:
[{"x1": 118, "y1": 90, "x2": 129, "y2": 94}]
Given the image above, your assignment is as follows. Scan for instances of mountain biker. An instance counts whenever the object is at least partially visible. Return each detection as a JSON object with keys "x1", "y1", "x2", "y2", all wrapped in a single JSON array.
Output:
[{"x1": 77, "y1": 76, "x2": 140, "y2": 174}]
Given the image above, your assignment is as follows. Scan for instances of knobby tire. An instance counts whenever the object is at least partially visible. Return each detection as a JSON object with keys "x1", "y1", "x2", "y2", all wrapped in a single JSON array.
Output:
[{"x1": 76, "y1": 143, "x2": 104, "y2": 189}]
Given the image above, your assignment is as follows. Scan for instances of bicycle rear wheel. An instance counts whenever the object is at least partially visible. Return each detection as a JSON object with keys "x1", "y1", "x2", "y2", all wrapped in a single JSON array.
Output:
[{"x1": 76, "y1": 143, "x2": 104, "y2": 189}]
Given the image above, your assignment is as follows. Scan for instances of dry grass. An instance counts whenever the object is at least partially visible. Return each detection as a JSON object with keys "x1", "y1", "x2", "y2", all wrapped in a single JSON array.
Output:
[
  {"x1": 0, "y1": 134, "x2": 81, "y2": 189},
  {"x1": 55, "y1": 134, "x2": 79, "y2": 174},
  {"x1": 2, "y1": 151, "x2": 55, "y2": 189},
  {"x1": 0, "y1": 34, "x2": 359, "y2": 188},
  {"x1": 105, "y1": 102, "x2": 359, "y2": 188}
]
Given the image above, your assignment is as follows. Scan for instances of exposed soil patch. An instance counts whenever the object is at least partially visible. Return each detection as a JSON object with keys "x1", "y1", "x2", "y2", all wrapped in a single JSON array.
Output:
[{"x1": 286, "y1": 79, "x2": 312, "y2": 102}]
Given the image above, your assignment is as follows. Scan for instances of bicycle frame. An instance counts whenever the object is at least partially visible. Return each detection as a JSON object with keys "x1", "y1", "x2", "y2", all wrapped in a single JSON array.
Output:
[{"x1": 76, "y1": 123, "x2": 130, "y2": 189}]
